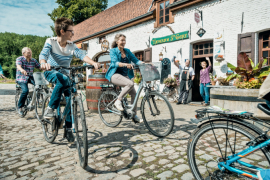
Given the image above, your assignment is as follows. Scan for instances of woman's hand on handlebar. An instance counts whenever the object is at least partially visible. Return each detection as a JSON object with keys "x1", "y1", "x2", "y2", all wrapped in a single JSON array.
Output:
[
  {"x1": 41, "y1": 63, "x2": 51, "y2": 71},
  {"x1": 93, "y1": 62, "x2": 101, "y2": 70},
  {"x1": 124, "y1": 63, "x2": 133, "y2": 69}
]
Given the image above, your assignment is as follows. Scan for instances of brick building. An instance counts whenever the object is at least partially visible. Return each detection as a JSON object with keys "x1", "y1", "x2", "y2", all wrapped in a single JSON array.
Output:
[{"x1": 72, "y1": 0, "x2": 270, "y2": 102}]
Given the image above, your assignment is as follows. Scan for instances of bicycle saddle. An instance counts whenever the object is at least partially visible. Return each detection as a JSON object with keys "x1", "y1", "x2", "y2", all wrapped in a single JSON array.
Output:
[{"x1": 258, "y1": 103, "x2": 270, "y2": 116}]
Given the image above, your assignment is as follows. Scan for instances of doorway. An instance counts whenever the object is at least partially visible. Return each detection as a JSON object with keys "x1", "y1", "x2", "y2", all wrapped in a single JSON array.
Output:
[{"x1": 192, "y1": 41, "x2": 213, "y2": 102}]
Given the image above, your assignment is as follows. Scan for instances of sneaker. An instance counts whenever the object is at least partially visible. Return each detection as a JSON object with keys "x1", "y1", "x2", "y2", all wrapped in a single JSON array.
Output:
[
  {"x1": 114, "y1": 100, "x2": 124, "y2": 111},
  {"x1": 44, "y1": 108, "x2": 55, "y2": 119},
  {"x1": 133, "y1": 115, "x2": 143, "y2": 124},
  {"x1": 176, "y1": 101, "x2": 182, "y2": 105},
  {"x1": 18, "y1": 108, "x2": 23, "y2": 116},
  {"x1": 66, "y1": 129, "x2": 75, "y2": 143}
]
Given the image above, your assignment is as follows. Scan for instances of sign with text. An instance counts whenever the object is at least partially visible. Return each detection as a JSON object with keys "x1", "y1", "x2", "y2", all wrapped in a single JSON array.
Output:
[
  {"x1": 151, "y1": 31, "x2": 189, "y2": 46},
  {"x1": 194, "y1": 12, "x2": 200, "y2": 24}
]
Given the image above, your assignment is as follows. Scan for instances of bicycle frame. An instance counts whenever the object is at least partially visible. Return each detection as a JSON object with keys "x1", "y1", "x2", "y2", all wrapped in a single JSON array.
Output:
[{"x1": 218, "y1": 138, "x2": 270, "y2": 179}]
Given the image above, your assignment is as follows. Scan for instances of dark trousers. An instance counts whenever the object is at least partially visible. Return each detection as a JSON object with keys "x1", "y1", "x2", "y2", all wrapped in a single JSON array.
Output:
[
  {"x1": 44, "y1": 70, "x2": 72, "y2": 127},
  {"x1": 178, "y1": 90, "x2": 189, "y2": 104},
  {"x1": 18, "y1": 77, "x2": 35, "y2": 108}
]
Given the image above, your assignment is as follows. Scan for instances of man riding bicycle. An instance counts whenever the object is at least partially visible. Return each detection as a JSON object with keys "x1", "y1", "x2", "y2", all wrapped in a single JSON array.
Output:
[
  {"x1": 39, "y1": 17, "x2": 100, "y2": 143},
  {"x1": 16, "y1": 47, "x2": 41, "y2": 116}
]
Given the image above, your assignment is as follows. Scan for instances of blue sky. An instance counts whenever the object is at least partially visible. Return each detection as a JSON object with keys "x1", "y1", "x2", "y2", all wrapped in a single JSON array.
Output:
[{"x1": 0, "y1": 0, "x2": 124, "y2": 37}]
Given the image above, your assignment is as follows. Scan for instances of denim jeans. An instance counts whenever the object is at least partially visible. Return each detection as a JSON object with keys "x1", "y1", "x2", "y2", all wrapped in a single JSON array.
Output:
[
  {"x1": 44, "y1": 70, "x2": 72, "y2": 127},
  {"x1": 18, "y1": 77, "x2": 35, "y2": 108},
  {"x1": 200, "y1": 83, "x2": 210, "y2": 104}
]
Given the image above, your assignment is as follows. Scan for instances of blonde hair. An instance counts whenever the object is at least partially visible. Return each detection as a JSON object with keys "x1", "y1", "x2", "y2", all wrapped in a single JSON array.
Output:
[{"x1": 111, "y1": 34, "x2": 126, "y2": 48}]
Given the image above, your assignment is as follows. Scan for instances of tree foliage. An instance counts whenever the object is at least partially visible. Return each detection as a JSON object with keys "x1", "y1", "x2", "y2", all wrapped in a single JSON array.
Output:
[
  {"x1": 48, "y1": 0, "x2": 108, "y2": 36},
  {"x1": 0, "y1": 32, "x2": 48, "y2": 79}
]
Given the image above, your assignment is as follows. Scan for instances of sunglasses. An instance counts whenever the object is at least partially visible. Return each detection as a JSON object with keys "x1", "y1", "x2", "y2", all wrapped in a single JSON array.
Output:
[{"x1": 66, "y1": 30, "x2": 74, "y2": 34}]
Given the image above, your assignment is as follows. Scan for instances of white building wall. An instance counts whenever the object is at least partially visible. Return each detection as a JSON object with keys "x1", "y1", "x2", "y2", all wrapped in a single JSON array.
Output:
[{"x1": 85, "y1": 0, "x2": 270, "y2": 97}]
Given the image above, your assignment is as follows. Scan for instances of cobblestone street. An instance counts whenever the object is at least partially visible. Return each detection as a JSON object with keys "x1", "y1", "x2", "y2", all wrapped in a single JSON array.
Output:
[{"x1": 0, "y1": 85, "x2": 202, "y2": 180}]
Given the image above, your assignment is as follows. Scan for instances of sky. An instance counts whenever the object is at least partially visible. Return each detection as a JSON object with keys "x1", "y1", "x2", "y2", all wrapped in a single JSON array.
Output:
[{"x1": 0, "y1": 0, "x2": 124, "y2": 37}]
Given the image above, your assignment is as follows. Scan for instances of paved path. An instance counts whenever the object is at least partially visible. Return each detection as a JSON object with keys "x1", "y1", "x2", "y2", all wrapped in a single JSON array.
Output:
[{"x1": 0, "y1": 86, "x2": 203, "y2": 180}]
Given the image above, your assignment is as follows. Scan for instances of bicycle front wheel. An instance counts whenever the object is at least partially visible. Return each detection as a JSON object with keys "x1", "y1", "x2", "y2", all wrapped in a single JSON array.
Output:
[
  {"x1": 41, "y1": 93, "x2": 58, "y2": 143},
  {"x1": 35, "y1": 91, "x2": 45, "y2": 122},
  {"x1": 98, "y1": 90, "x2": 122, "y2": 127},
  {"x1": 187, "y1": 120, "x2": 270, "y2": 180},
  {"x1": 141, "y1": 92, "x2": 174, "y2": 137},
  {"x1": 73, "y1": 96, "x2": 88, "y2": 169}
]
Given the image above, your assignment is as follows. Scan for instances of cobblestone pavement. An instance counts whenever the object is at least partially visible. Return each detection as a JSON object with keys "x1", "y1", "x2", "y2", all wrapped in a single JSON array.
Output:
[{"x1": 0, "y1": 85, "x2": 210, "y2": 180}]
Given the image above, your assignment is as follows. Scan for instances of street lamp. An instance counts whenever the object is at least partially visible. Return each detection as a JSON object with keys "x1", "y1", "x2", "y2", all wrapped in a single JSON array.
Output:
[{"x1": 159, "y1": 52, "x2": 163, "y2": 61}]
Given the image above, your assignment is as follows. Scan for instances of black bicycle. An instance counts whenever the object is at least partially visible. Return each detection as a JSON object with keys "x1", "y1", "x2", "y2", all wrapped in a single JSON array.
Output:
[{"x1": 41, "y1": 65, "x2": 94, "y2": 169}]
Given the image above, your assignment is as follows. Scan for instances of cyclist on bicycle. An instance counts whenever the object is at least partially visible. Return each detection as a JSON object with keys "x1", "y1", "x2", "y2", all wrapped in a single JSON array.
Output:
[
  {"x1": 105, "y1": 34, "x2": 144, "y2": 123},
  {"x1": 0, "y1": 64, "x2": 6, "y2": 79},
  {"x1": 16, "y1": 47, "x2": 41, "y2": 116},
  {"x1": 39, "y1": 17, "x2": 100, "y2": 143}
]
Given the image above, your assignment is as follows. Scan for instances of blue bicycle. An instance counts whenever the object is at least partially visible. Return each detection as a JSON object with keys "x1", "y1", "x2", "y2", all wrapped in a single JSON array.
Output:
[
  {"x1": 41, "y1": 65, "x2": 94, "y2": 169},
  {"x1": 188, "y1": 104, "x2": 270, "y2": 180}
]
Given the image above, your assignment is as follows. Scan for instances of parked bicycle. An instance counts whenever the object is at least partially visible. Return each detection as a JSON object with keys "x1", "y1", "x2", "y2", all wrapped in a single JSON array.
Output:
[
  {"x1": 98, "y1": 64, "x2": 175, "y2": 138},
  {"x1": 41, "y1": 65, "x2": 94, "y2": 169},
  {"x1": 15, "y1": 72, "x2": 49, "y2": 120},
  {"x1": 187, "y1": 104, "x2": 270, "y2": 180}
]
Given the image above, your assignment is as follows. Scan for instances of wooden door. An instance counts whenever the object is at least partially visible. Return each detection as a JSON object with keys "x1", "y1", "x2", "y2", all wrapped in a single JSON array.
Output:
[{"x1": 237, "y1": 32, "x2": 255, "y2": 61}]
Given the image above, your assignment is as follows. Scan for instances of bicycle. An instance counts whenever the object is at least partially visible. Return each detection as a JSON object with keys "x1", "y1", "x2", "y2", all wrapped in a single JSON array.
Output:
[
  {"x1": 161, "y1": 85, "x2": 179, "y2": 102},
  {"x1": 15, "y1": 72, "x2": 49, "y2": 120},
  {"x1": 98, "y1": 64, "x2": 175, "y2": 138},
  {"x1": 187, "y1": 104, "x2": 270, "y2": 180},
  {"x1": 41, "y1": 65, "x2": 94, "y2": 169}
]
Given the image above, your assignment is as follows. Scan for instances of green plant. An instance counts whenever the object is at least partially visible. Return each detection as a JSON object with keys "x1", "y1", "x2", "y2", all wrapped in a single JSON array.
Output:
[
  {"x1": 234, "y1": 78, "x2": 264, "y2": 89},
  {"x1": 226, "y1": 52, "x2": 269, "y2": 82},
  {"x1": 163, "y1": 76, "x2": 179, "y2": 87},
  {"x1": 134, "y1": 72, "x2": 142, "y2": 85}
]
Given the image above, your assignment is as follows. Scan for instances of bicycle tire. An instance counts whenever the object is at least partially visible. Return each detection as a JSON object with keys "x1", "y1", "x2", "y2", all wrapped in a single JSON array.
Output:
[
  {"x1": 98, "y1": 90, "x2": 122, "y2": 127},
  {"x1": 187, "y1": 120, "x2": 270, "y2": 180},
  {"x1": 15, "y1": 89, "x2": 28, "y2": 117},
  {"x1": 141, "y1": 92, "x2": 174, "y2": 137},
  {"x1": 73, "y1": 96, "x2": 88, "y2": 169},
  {"x1": 41, "y1": 93, "x2": 58, "y2": 143},
  {"x1": 35, "y1": 90, "x2": 46, "y2": 122}
]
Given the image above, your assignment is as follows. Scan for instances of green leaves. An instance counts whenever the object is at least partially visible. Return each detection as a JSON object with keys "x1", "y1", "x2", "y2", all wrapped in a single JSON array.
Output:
[{"x1": 227, "y1": 63, "x2": 237, "y2": 71}]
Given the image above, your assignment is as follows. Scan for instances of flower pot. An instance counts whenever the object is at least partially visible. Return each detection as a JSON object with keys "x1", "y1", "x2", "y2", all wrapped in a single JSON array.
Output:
[{"x1": 211, "y1": 80, "x2": 216, "y2": 85}]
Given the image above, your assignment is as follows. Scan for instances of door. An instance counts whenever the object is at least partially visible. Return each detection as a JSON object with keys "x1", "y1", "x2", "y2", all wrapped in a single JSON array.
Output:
[{"x1": 192, "y1": 41, "x2": 213, "y2": 102}]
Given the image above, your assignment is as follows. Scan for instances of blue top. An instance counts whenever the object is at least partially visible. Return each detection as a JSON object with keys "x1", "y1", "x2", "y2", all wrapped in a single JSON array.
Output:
[
  {"x1": 115, "y1": 57, "x2": 128, "y2": 76},
  {"x1": 0, "y1": 64, "x2": 3, "y2": 75},
  {"x1": 105, "y1": 47, "x2": 142, "y2": 81}
]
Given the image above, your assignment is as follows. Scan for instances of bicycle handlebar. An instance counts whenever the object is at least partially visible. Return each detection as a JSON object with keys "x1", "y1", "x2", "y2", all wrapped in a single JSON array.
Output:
[{"x1": 50, "y1": 64, "x2": 103, "y2": 71}]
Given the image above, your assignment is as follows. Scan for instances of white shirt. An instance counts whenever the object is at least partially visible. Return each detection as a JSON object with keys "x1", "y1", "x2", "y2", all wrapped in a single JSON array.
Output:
[{"x1": 179, "y1": 65, "x2": 195, "y2": 76}]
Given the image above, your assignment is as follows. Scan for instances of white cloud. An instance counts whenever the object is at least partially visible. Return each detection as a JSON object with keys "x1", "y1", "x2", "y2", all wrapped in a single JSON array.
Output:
[{"x1": 0, "y1": 0, "x2": 58, "y2": 36}]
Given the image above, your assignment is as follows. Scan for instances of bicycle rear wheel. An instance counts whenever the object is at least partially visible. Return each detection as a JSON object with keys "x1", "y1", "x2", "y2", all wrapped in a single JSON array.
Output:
[
  {"x1": 98, "y1": 90, "x2": 122, "y2": 127},
  {"x1": 41, "y1": 93, "x2": 58, "y2": 143},
  {"x1": 141, "y1": 92, "x2": 174, "y2": 137},
  {"x1": 187, "y1": 120, "x2": 270, "y2": 180},
  {"x1": 73, "y1": 96, "x2": 88, "y2": 169}
]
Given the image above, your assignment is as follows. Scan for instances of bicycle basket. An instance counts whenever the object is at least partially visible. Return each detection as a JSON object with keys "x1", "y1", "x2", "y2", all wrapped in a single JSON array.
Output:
[
  {"x1": 139, "y1": 64, "x2": 160, "y2": 82},
  {"x1": 33, "y1": 72, "x2": 48, "y2": 86}
]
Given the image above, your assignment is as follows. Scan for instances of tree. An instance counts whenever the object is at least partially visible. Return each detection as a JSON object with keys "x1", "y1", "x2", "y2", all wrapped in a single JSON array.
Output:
[{"x1": 48, "y1": 0, "x2": 108, "y2": 36}]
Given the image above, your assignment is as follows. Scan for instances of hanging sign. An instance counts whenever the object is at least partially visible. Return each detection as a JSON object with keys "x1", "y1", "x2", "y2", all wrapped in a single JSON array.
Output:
[
  {"x1": 194, "y1": 12, "x2": 200, "y2": 24},
  {"x1": 197, "y1": 28, "x2": 206, "y2": 37},
  {"x1": 151, "y1": 31, "x2": 189, "y2": 46}
]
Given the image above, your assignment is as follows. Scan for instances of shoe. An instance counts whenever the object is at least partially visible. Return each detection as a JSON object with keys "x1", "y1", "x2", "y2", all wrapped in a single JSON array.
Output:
[
  {"x1": 114, "y1": 100, "x2": 124, "y2": 111},
  {"x1": 44, "y1": 108, "x2": 55, "y2": 119},
  {"x1": 201, "y1": 101, "x2": 205, "y2": 105},
  {"x1": 66, "y1": 129, "x2": 75, "y2": 143},
  {"x1": 203, "y1": 102, "x2": 209, "y2": 106},
  {"x1": 132, "y1": 115, "x2": 143, "y2": 124},
  {"x1": 176, "y1": 101, "x2": 182, "y2": 105},
  {"x1": 18, "y1": 108, "x2": 24, "y2": 116}
]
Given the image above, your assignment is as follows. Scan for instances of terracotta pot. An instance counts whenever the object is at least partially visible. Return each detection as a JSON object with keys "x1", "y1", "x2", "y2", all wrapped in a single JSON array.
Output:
[{"x1": 211, "y1": 80, "x2": 216, "y2": 85}]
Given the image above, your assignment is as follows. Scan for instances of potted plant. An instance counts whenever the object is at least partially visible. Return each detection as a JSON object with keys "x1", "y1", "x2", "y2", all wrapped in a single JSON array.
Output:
[
  {"x1": 209, "y1": 73, "x2": 217, "y2": 85},
  {"x1": 133, "y1": 72, "x2": 142, "y2": 85},
  {"x1": 216, "y1": 54, "x2": 224, "y2": 62},
  {"x1": 163, "y1": 75, "x2": 180, "y2": 88}
]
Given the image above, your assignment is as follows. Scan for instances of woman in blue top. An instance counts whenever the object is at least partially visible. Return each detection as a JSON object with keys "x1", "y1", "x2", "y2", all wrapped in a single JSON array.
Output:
[{"x1": 106, "y1": 34, "x2": 144, "y2": 123}]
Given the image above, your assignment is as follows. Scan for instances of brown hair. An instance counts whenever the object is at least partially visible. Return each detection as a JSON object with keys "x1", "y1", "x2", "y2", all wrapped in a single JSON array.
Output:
[
  {"x1": 111, "y1": 34, "x2": 126, "y2": 48},
  {"x1": 201, "y1": 61, "x2": 207, "y2": 66},
  {"x1": 54, "y1": 17, "x2": 74, "y2": 37}
]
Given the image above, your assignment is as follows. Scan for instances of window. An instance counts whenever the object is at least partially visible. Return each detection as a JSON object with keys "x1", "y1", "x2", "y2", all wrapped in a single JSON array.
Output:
[
  {"x1": 155, "y1": 0, "x2": 173, "y2": 27},
  {"x1": 259, "y1": 30, "x2": 270, "y2": 64},
  {"x1": 193, "y1": 41, "x2": 213, "y2": 58},
  {"x1": 99, "y1": 36, "x2": 106, "y2": 44},
  {"x1": 135, "y1": 52, "x2": 144, "y2": 61}
]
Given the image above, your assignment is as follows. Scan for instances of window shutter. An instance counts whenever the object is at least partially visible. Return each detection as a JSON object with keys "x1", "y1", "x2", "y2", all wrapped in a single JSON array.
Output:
[
  {"x1": 237, "y1": 32, "x2": 255, "y2": 61},
  {"x1": 144, "y1": 48, "x2": 152, "y2": 62}
]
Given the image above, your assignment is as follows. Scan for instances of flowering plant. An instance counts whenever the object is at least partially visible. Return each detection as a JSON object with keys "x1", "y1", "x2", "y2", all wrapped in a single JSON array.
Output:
[
  {"x1": 163, "y1": 75, "x2": 180, "y2": 87},
  {"x1": 209, "y1": 73, "x2": 217, "y2": 81},
  {"x1": 234, "y1": 77, "x2": 264, "y2": 89},
  {"x1": 134, "y1": 72, "x2": 142, "y2": 85}
]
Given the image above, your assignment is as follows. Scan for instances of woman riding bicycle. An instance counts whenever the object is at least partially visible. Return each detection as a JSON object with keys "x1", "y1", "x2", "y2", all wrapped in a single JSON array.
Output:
[
  {"x1": 16, "y1": 47, "x2": 41, "y2": 116},
  {"x1": 105, "y1": 34, "x2": 144, "y2": 123}
]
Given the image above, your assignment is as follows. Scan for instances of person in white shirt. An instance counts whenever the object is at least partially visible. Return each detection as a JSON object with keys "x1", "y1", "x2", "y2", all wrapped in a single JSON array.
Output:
[
  {"x1": 39, "y1": 17, "x2": 100, "y2": 143},
  {"x1": 172, "y1": 57, "x2": 195, "y2": 104}
]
